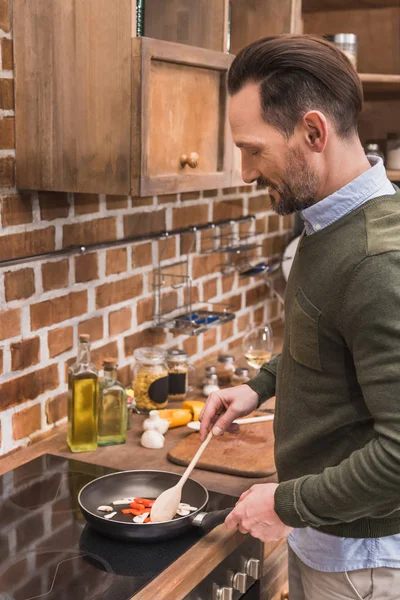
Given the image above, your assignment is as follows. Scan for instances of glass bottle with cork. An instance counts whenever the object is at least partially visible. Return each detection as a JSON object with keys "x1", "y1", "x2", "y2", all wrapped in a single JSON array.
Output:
[
  {"x1": 67, "y1": 334, "x2": 99, "y2": 453},
  {"x1": 98, "y1": 358, "x2": 127, "y2": 446}
]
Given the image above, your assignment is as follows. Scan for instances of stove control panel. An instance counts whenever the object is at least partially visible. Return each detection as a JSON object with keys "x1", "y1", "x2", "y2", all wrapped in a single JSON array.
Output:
[{"x1": 185, "y1": 537, "x2": 263, "y2": 600}]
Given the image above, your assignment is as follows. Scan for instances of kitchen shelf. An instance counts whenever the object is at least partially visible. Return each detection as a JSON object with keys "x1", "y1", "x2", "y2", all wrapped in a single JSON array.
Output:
[
  {"x1": 302, "y1": 0, "x2": 400, "y2": 12},
  {"x1": 360, "y1": 74, "x2": 400, "y2": 94},
  {"x1": 387, "y1": 170, "x2": 400, "y2": 182}
]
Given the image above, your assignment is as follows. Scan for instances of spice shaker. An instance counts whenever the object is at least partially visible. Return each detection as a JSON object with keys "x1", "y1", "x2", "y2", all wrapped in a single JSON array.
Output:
[
  {"x1": 364, "y1": 142, "x2": 385, "y2": 163},
  {"x1": 386, "y1": 133, "x2": 400, "y2": 170},
  {"x1": 232, "y1": 367, "x2": 250, "y2": 386},
  {"x1": 203, "y1": 366, "x2": 220, "y2": 397}
]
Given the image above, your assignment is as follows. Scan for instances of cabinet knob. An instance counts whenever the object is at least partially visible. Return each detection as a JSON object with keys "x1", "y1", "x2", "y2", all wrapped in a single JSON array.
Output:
[
  {"x1": 212, "y1": 585, "x2": 233, "y2": 600},
  {"x1": 245, "y1": 557, "x2": 261, "y2": 579},
  {"x1": 180, "y1": 152, "x2": 199, "y2": 168},
  {"x1": 232, "y1": 571, "x2": 248, "y2": 593}
]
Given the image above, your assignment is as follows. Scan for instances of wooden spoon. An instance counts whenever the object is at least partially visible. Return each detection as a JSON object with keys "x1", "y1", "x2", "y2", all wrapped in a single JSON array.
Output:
[
  {"x1": 150, "y1": 430, "x2": 213, "y2": 523},
  {"x1": 187, "y1": 414, "x2": 274, "y2": 431}
]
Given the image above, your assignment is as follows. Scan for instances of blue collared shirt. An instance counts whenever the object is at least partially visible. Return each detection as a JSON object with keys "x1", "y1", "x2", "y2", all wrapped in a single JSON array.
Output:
[{"x1": 288, "y1": 156, "x2": 399, "y2": 572}]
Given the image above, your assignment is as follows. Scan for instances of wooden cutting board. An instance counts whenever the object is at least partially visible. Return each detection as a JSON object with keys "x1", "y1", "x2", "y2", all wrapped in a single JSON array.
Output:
[{"x1": 167, "y1": 413, "x2": 276, "y2": 477}]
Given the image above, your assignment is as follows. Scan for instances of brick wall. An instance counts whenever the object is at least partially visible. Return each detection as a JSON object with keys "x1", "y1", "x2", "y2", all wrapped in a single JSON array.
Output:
[{"x1": 0, "y1": 0, "x2": 293, "y2": 456}]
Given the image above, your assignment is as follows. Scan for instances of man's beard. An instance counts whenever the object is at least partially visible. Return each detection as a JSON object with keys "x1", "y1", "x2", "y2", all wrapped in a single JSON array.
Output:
[{"x1": 258, "y1": 147, "x2": 320, "y2": 216}]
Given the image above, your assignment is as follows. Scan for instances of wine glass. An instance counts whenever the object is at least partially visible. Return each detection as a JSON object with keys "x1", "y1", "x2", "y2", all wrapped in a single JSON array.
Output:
[{"x1": 243, "y1": 324, "x2": 274, "y2": 374}]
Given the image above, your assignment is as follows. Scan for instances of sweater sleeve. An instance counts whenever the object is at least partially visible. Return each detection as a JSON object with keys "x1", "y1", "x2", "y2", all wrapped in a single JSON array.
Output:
[
  {"x1": 246, "y1": 353, "x2": 281, "y2": 405},
  {"x1": 275, "y1": 252, "x2": 400, "y2": 528}
]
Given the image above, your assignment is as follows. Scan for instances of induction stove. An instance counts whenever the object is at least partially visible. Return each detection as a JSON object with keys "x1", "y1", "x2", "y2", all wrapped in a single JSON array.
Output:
[{"x1": 0, "y1": 454, "x2": 238, "y2": 600}]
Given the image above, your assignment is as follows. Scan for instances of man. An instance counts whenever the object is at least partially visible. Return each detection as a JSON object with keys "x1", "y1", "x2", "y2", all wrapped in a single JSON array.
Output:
[{"x1": 199, "y1": 35, "x2": 400, "y2": 599}]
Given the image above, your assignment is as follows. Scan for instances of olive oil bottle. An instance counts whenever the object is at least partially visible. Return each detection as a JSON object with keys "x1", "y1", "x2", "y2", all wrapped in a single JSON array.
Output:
[
  {"x1": 98, "y1": 358, "x2": 127, "y2": 446},
  {"x1": 67, "y1": 334, "x2": 99, "y2": 453}
]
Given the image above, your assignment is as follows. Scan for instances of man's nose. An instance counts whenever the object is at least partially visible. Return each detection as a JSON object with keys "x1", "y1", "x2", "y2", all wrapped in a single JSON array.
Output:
[{"x1": 242, "y1": 166, "x2": 261, "y2": 184}]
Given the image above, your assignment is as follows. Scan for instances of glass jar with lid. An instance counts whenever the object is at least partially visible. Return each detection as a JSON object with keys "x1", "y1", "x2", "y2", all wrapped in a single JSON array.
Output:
[
  {"x1": 386, "y1": 133, "x2": 400, "y2": 170},
  {"x1": 324, "y1": 34, "x2": 358, "y2": 69},
  {"x1": 203, "y1": 366, "x2": 220, "y2": 397},
  {"x1": 132, "y1": 347, "x2": 169, "y2": 413},
  {"x1": 216, "y1": 354, "x2": 237, "y2": 386},
  {"x1": 166, "y1": 349, "x2": 190, "y2": 402},
  {"x1": 232, "y1": 367, "x2": 250, "y2": 386},
  {"x1": 364, "y1": 142, "x2": 385, "y2": 163}
]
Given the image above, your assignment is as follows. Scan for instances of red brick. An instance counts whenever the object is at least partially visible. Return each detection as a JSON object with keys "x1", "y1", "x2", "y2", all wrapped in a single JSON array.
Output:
[
  {"x1": 0, "y1": 0, "x2": 10, "y2": 32},
  {"x1": 158, "y1": 193, "x2": 178, "y2": 204},
  {"x1": 1, "y1": 38, "x2": 12, "y2": 69},
  {"x1": 184, "y1": 284, "x2": 200, "y2": 306},
  {"x1": 13, "y1": 404, "x2": 42, "y2": 440},
  {"x1": 268, "y1": 214, "x2": 280, "y2": 232},
  {"x1": 124, "y1": 328, "x2": 166, "y2": 357},
  {"x1": 192, "y1": 254, "x2": 221, "y2": 280},
  {"x1": 238, "y1": 313, "x2": 251, "y2": 333},
  {"x1": 0, "y1": 227, "x2": 55, "y2": 262},
  {"x1": 203, "y1": 328, "x2": 217, "y2": 351},
  {"x1": 39, "y1": 192, "x2": 69, "y2": 220},
  {"x1": 181, "y1": 233, "x2": 197, "y2": 255},
  {"x1": 109, "y1": 306, "x2": 132, "y2": 336},
  {"x1": 256, "y1": 217, "x2": 266, "y2": 234},
  {"x1": 283, "y1": 214, "x2": 294, "y2": 230},
  {"x1": 75, "y1": 252, "x2": 98, "y2": 283},
  {"x1": 0, "y1": 364, "x2": 59, "y2": 411},
  {"x1": 132, "y1": 195, "x2": 154, "y2": 207},
  {"x1": 4, "y1": 268, "x2": 35, "y2": 301},
  {"x1": 183, "y1": 336, "x2": 198, "y2": 356},
  {"x1": 213, "y1": 199, "x2": 243, "y2": 221},
  {"x1": 74, "y1": 193, "x2": 99, "y2": 215},
  {"x1": 221, "y1": 320, "x2": 234, "y2": 340},
  {"x1": 30, "y1": 291, "x2": 87, "y2": 330},
  {"x1": 106, "y1": 195, "x2": 128, "y2": 210},
  {"x1": 223, "y1": 187, "x2": 237, "y2": 195},
  {"x1": 229, "y1": 337, "x2": 242, "y2": 351},
  {"x1": 222, "y1": 274, "x2": 235, "y2": 294},
  {"x1": 1, "y1": 194, "x2": 33, "y2": 226},
  {"x1": 96, "y1": 274, "x2": 142, "y2": 309},
  {"x1": 181, "y1": 192, "x2": 200, "y2": 201},
  {"x1": 117, "y1": 364, "x2": 131, "y2": 387},
  {"x1": 254, "y1": 306, "x2": 265, "y2": 324},
  {"x1": 173, "y1": 205, "x2": 208, "y2": 229},
  {"x1": 0, "y1": 155, "x2": 14, "y2": 187},
  {"x1": 136, "y1": 297, "x2": 153, "y2": 326},
  {"x1": 246, "y1": 285, "x2": 267, "y2": 307},
  {"x1": 158, "y1": 237, "x2": 176, "y2": 261},
  {"x1": 106, "y1": 248, "x2": 127, "y2": 276},
  {"x1": 123, "y1": 210, "x2": 165, "y2": 238},
  {"x1": 0, "y1": 78, "x2": 13, "y2": 109},
  {"x1": 203, "y1": 277, "x2": 218, "y2": 300},
  {"x1": 0, "y1": 307, "x2": 20, "y2": 341},
  {"x1": 160, "y1": 291, "x2": 177, "y2": 314},
  {"x1": 63, "y1": 217, "x2": 117, "y2": 247},
  {"x1": 249, "y1": 194, "x2": 271, "y2": 213},
  {"x1": 41, "y1": 260, "x2": 69, "y2": 291},
  {"x1": 48, "y1": 326, "x2": 73, "y2": 358},
  {"x1": 11, "y1": 337, "x2": 40, "y2": 371},
  {"x1": 0, "y1": 115, "x2": 14, "y2": 149},
  {"x1": 90, "y1": 341, "x2": 119, "y2": 370},
  {"x1": 133, "y1": 242, "x2": 152, "y2": 267},
  {"x1": 46, "y1": 393, "x2": 67, "y2": 424},
  {"x1": 263, "y1": 237, "x2": 273, "y2": 257},
  {"x1": 203, "y1": 189, "x2": 218, "y2": 198},
  {"x1": 0, "y1": 348, "x2": 3, "y2": 374},
  {"x1": 78, "y1": 316, "x2": 103, "y2": 342},
  {"x1": 225, "y1": 293, "x2": 242, "y2": 312}
]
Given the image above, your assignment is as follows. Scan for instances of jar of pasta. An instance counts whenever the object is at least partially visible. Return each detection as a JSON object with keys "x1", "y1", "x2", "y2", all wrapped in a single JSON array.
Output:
[
  {"x1": 132, "y1": 347, "x2": 169, "y2": 413},
  {"x1": 216, "y1": 354, "x2": 237, "y2": 386},
  {"x1": 166, "y1": 349, "x2": 189, "y2": 402}
]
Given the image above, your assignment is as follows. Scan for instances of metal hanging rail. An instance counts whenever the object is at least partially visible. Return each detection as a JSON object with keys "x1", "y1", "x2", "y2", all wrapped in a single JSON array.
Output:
[{"x1": 0, "y1": 215, "x2": 256, "y2": 269}]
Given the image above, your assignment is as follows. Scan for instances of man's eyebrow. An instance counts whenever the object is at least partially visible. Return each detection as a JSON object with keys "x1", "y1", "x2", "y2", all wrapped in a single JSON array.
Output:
[{"x1": 236, "y1": 141, "x2": 261, "y2": 148}]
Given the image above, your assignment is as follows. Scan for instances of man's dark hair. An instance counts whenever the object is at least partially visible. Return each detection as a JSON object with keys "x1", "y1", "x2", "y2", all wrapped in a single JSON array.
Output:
[{"x1": 228, "y1": 34, "x2": 363, "y2": 139}]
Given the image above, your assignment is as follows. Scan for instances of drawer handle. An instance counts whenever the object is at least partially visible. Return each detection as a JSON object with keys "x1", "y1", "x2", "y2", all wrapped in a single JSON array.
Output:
[{"x1": 180, "y1": 152, "x2": 199, "y2": 168}]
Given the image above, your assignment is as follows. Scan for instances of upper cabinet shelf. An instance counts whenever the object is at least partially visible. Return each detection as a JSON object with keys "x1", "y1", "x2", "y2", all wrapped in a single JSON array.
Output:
[
  {"x1": 303, "y1": 0, "x2": 400, "y2": 12},
  {"x1": 360, "y1": 73, "x2": 400, "y2": 94},
  {"x1": 13, "y1": 0, "x2": 234, "y2": 197}
]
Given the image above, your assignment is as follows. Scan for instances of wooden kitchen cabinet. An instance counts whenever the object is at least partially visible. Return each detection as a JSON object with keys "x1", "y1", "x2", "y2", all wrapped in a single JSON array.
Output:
[{"x1": 13, "y1": 0, "x2": 234, "y2": 196}]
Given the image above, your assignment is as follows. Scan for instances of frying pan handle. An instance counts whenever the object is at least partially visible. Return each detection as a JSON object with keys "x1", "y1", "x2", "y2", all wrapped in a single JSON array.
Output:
[{"x1": 192, "y1": 508, "x2": 232, "y2": 533}]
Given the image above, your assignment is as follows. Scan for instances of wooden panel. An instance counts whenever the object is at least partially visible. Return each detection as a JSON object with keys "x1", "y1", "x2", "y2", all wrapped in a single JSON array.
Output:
[
  {"x1": 261, "y1": 539, "x2": 289, "y2": 600},
  {"x1": 358, "y1": 99, "x2": 400, "y2": 146},
  {"x1": 360, "y1": 73, "x2": 400, "y2": 94},
  {"x1": 303, "y1": 7, "x2": 400, "y2": 74},
  {"x1": 148, "y1": 61, "x2": 220, "y2": 176},
  {"x1": 303, "y1": 0, "x2": 400, "y2": 12},
  {"x1": 230, "y1": 0, "x2": 301, "y2": 55},
  {"x1": 168, "y1": 413, "x2": 276, "y2": 477},
  {"x1": 144, "y1": 0, "x2": 229, "y2": 52},
  {"x1": 14, "y1": 0, "x2": 132, "y2": 195},
  {"x1": 134, "y1": 37, "x2": 234, "y2": 195},
  {"x1": 387, "y1": 170, "x2": 400, "y2": 182}
]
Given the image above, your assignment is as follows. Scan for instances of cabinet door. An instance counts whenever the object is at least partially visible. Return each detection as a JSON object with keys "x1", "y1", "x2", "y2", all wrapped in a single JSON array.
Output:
[{"x1": 133, "y1": 38, "x2": 234, "y2": 196}]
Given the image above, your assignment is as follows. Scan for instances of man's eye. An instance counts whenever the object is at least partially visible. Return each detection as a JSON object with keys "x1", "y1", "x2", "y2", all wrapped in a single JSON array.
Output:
[{"x1": 251, "y1": 150, "x2": 260, "y2": 156}]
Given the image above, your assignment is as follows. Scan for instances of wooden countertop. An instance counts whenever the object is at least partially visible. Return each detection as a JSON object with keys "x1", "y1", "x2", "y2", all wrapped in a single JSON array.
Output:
[{"x1": 0, "y1": 322, "x2": 284, "y2": 600}]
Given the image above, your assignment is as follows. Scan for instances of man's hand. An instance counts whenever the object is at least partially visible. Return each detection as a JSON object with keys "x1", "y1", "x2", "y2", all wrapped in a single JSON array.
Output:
[
  {"x1": 225, "y1": 483, "x2": 293, "y2": 542},
  {"x1": 199, "y1": 384, "x2": 259, "y2": 442}
]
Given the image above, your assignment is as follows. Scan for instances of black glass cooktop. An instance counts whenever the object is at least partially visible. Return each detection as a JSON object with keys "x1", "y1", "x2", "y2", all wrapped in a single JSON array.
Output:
[{"x1": 0, "y1": 454, "x2": 237, "y2": 600}]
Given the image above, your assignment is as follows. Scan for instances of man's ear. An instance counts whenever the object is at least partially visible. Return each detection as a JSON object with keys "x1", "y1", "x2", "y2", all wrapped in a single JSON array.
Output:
[{"x1": 301, "y1": 110, "x2": 328, "y2": 153}]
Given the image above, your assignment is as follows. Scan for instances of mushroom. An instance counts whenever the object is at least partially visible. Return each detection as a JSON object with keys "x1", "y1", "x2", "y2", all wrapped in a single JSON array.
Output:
[
  {"x1": 141, "y1": 429, "x2": 165, "y2": 449},
  {"x1": 104, "y1": 511, "x2": 117, "y2": 520},
  {"x1": 97, "y1": 505, "x2": 113, "y2": 512}
]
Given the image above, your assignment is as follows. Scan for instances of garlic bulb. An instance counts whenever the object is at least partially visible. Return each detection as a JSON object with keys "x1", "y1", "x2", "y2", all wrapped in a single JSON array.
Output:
[
  {"x1": 143, "y1": 410, "x2": 169, "y2": 434},
  {"x1": 141, "y1": 429, "x2": 165, "y2": 449}
]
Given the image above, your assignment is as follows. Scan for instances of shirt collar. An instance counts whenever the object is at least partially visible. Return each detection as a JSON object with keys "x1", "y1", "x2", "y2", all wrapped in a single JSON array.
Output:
[{"x1": 301, "y1": 156, "x2": 392, "y2": 235}]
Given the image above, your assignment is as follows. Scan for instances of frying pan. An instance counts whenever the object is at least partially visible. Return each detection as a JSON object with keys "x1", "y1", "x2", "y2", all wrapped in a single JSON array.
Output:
[{"x1": 78, "y1": 470, "x2": 231, "y2": 542}]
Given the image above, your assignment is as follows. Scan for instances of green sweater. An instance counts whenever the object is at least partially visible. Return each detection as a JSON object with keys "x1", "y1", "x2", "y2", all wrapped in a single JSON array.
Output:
[{"x1": 248, "y1": 190, "x2": 400, "y2": 538}]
